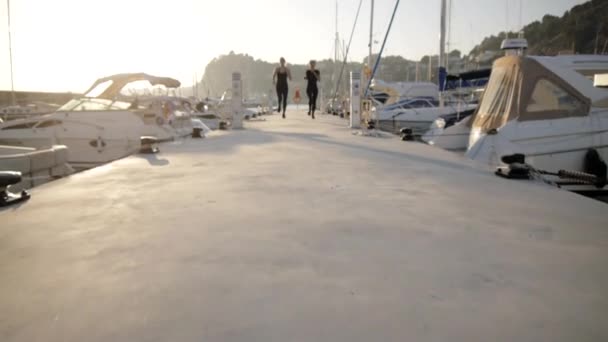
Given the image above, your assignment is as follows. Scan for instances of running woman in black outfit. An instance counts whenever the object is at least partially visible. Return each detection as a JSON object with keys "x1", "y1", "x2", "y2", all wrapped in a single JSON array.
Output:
[
  {"x1": 305, "y1": 60, "x2": 320, "y2": 119},
  {"x1": 272, "y1": 57, "x2": 292, "y2": 118}
]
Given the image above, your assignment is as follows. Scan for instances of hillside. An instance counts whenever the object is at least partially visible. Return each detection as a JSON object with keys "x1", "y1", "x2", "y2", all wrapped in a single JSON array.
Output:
[
  {"x1": 196, "y1": 52, "x2": 441, "y2": 99},
  {"x1": 197, "y1": 0, "x2": 606, "y2": 100},
  {"x1": 198, "y1": 51, "x2": 365, "y2": 99},
  {"x1": 469, "y1": 0, "x2": 608, "y2": 57}
]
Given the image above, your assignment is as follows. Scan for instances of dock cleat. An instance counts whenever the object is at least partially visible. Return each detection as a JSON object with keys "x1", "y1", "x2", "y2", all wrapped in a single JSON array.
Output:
[{"x1": 0, "y1": 171, "x2": 31, "y2": 207}]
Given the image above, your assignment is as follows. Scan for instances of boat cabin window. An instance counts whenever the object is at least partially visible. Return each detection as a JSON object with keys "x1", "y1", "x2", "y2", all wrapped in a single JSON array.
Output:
[
  {"x1": 576, "y1": 69, "x2": 608, "y2": 81},
  {"x1": 36, "y1": 120, "x2": 62, "y2": 128},
  {"x1": 526, "y1": 79, "x2": 586, "y2": 114},
  {"x1": 58, "y1": 98, "x2": 131, "y2": 111},
  {"x1": 1, "y1": 122, "x2": 38, "y2": 130},
  {"x1": 85, "y1": 80, "x2": 114, "y2": 98},
  {"x1": 198, "y1": 114, "x2": 219, "y2": 119},
  {"x1": 407, "y1": 99, "x2": 434, "y2": 108}
]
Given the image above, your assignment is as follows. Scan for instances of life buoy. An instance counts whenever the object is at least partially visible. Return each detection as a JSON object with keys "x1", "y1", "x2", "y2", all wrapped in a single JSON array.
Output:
[{"x1": 294, "y1": 88, "x2": 301, "y2": 104}]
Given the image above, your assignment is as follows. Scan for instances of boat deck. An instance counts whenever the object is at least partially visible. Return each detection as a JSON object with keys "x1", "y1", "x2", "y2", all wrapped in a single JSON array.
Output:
[{"x1": 2, "y1": 110, "x2": 608, "y2": 342}]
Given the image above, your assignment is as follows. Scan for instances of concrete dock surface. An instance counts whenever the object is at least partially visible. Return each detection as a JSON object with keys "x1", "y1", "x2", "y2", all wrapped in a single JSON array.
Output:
[{"x1": 1, "y1": 110, "x2": 608, "y2": 341}]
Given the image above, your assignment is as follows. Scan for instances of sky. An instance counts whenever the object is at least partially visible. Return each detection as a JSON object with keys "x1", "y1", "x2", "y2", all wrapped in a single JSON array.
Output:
[{"x1": 0, "y1": 0, "x2": 586, "y2": 92}]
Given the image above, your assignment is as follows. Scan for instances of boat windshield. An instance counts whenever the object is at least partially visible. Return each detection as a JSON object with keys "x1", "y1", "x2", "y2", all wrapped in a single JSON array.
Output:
[
  {"x1": 84, "y1": 80, "x2": 114, "y2": 98},
  {"x1": 58, "y1": 98, "x2": 131, "y2": 111}
]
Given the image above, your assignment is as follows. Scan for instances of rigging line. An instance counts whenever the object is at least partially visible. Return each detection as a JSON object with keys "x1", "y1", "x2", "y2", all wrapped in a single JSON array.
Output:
[
  {"x1": 332, "y1": 0, "x2": 364, "y2": 101},
  {"x1": 364, "y1": 0, "x2": 401, "y2": 97}
]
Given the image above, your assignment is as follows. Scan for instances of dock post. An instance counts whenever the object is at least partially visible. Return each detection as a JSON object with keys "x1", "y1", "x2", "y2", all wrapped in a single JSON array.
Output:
[
  {"x1": 231, "y1": 72, "x2": 243, "y2": 129},
  {"x1": 350, "y1": 71, "x2": 361, "y2": 128}
]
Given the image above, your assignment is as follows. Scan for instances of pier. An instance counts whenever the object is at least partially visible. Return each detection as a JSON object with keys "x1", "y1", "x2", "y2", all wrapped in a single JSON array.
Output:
[{"x1": 1, "y1": 110, "x2": 608, "y2": 341}]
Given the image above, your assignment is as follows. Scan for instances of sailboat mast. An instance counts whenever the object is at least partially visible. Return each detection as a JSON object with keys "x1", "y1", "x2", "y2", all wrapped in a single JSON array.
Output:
[
  {"x1": 439, "y1": 0, "x2": 446, "y2": 70},
  {"x1": 7, "y1": 0, "x2": 16, "y2": 105},
  {"x1": 334, "y1": 1, "x2": 339, "y2": 63},
  {"x1": 368, "y1": 0, "x2": 374, "y2": 67},
  {"x1": 438, "y1": 0, "x2": 447, "y2": 106}
]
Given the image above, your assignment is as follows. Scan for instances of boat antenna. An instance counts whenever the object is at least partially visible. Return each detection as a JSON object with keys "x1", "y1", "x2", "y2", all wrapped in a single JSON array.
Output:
[
  {"x1": 7, "y1": 0, "x2": 16, "y2": 105},
  {"x1": 364, "y1": 0, "x2": 401, "y2": 97},
  {"x1": 332, "y1": 0, "x2": 364, "y2": 101}
]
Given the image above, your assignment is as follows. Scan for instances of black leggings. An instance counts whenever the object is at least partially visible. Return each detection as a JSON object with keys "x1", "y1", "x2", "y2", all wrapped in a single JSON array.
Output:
[
  {"x1": 307, "y1": 87, "x2": 318, "y2": 113},
  {"x1": 276, "y1": 86, "x2": 288, "y2": 113}
]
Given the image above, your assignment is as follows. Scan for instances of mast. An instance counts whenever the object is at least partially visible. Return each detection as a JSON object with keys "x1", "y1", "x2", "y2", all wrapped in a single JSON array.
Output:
[
  {"x1": 368, "y1": 0, "x2": 374, "y2": 67},
  {"x1": 446, "y1": 0, "x2": 452, "y2": 72},
  {"x1": 7, "y1": 0, "x2": 16, "y2": 105},
  {"x1": 333, "y1": 0, "x2": 339, "y2": 102},
  {"x1": 438, "y1": 0, "x2": 447, "y2": 106},
  {"x1": 439, "y1": 0, "x2": 446, "y2": 71},
  {"x1": 334, "y1": 1, "x2": 340, "y2": 63}
]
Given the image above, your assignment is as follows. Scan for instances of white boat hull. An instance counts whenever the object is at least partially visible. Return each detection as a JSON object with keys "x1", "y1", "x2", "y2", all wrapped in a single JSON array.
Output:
[
  {"x1": 467, "y1": 113, "x2": 608, "y2": 172},
  {"x1": 423, "y1": 116, "x2": 472, "y2": 151},
  {"x1": 0, "y1": 111, "x2": 190, "y2": 170}
]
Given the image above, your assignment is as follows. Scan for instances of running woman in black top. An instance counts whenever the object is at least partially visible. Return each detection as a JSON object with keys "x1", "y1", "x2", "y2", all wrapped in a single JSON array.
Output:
[
  {"x1": 272, "y1": 57, "x2": 292, "y2": 118},
  {"x1": 305, "y1": 60, "x2": 320, "y2": 119}
]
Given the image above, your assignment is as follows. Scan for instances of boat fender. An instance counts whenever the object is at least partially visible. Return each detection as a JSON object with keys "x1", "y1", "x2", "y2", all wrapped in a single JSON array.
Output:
[{"x1": 584, "y1": 149, "x2": 607, "y2": 188}]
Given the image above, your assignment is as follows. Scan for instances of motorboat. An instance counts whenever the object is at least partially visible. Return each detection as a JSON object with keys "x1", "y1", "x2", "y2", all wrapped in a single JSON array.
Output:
[
  {"x1": 208, "y1": 89, "x2": 258, "y2": 120},
  {"x1": 157, "y1": 96, "x2": 225, "y2": 130},
  {"x1": 0, "y1": 73, "x2": 192, "y2": 170},
  {"x1": 1, "y1": 102, "x2": 60, "y2": 121},
  {"x1": 421, "y1": 70, "x2": 490, "y2": 151},
  {"x1": 465, "y1": 54, "x2": 608, "y2": 178},
  {"x1": 422, "y1": 115, "x2": 474, "y2": 152},
  {"x1": 191, "y1": 112, "x2": 223, "y2": 130},
  {"x1": 369, "y1": 80, "x2": 438, "y2": 106},
  {"x1": 0, "y1": 144, "x2": 73, "y2": 190},
  {"x1": 372, "y1": 97, "x2": 477, "y2": 134}
]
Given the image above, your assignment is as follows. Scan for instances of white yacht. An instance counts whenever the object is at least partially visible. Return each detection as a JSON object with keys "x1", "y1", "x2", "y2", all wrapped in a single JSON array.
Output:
[
  {"x1": 372, "y1": 98, "x2": 477, "y2": 134},
  {"x1": 369, "y1": 80, "x2": 438, "y2": 106},
  {"x1": 423, "y1": 114, "x2": 474, "y2": 152},
  {"x1": 464, "y1": 54, "x2": 608, "y2": 176},
  {"x1": 0, "y1": 73, "x2": 192, "y2": 170},
  {"x1": 1, "y1": 102, "x2": 60, "y2": 121}
]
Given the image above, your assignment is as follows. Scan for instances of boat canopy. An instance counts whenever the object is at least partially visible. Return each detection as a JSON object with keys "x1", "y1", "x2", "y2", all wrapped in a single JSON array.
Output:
[
  {"x1": 83, "y1": 73, "x2": 181, "y2": 100},
  {"x1": 471, "y1": 56, "x2": 591, "y2": 131}
]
